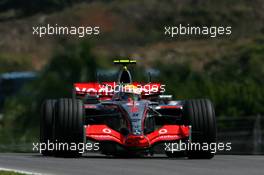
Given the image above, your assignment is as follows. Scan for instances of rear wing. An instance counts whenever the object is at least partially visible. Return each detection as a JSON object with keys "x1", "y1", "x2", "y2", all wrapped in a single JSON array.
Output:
[{"x1": 73, "y1": 82, "x2": 165, "y2": 99}]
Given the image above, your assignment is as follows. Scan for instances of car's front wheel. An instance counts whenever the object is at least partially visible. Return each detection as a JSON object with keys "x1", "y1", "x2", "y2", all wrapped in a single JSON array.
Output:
[
  {"x1": 53, "y1": 98, "x2": 84, "y2": 157},
  {"x1": 40, "y1": 99, "x2": 56, "y2": 156},
  {"x1": 183, "y1": 99, "x2": 217, "y2": 159}
]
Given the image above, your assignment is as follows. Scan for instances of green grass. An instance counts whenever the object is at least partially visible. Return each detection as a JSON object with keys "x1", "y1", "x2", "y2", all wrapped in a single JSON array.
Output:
[{"x1": 0, "y1": 171, "x2": 26, "y2": 175}]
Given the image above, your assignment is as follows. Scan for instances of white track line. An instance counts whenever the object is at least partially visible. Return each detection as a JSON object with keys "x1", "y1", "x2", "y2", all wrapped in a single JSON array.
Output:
[{"x1": 0, "y1": 167, "x2": 48, "y2": 175}]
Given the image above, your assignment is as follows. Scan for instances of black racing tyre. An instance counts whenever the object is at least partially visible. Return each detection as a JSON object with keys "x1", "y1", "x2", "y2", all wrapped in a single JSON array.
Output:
[
  {"x1": 183, "y1": 99, "x2": 217, "y2": 159},
  {"x1": 53, "y1": 98, "x2": 84, "y2": 157},
  {"x1": 100, "y1": 142, "x2": 117, "y2": 155},
  {"x1": 40, "y1": 99, "x2": 56, "y2": 156},
  {"x1": 165, "y1": 151, "x2": 186, "y2": 158}
]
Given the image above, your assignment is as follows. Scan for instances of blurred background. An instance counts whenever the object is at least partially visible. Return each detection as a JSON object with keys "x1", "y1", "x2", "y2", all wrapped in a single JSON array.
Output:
[{"x1": 0, "y1": 0, "x2": 263, "y2": 154}]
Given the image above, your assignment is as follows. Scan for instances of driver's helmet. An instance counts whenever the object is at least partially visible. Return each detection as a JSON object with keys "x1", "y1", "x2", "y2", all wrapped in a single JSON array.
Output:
[
  {"x1": 123, "y1": 84, "x2": 141, "y2": 94},
  {"x1": 113, "y1": 84, "x2": 141, "y2": 101}
]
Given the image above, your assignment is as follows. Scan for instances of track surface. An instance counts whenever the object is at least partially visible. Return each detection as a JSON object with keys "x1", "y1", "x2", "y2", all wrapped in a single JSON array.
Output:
[{"x1": 0, "y1": 153, "x2": 263, "y2": 175}]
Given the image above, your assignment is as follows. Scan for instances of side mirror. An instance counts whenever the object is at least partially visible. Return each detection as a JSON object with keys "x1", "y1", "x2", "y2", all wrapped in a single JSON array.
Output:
[
  {"x1": 149, "y1": 101, "x2": 159, "y2": 106},
  {"x1": 159, "y1": 95, "x2": 172, "y2": 101}
]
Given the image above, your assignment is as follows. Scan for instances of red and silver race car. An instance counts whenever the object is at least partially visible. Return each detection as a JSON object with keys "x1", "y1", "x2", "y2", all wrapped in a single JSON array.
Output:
[{"x1": 40, "y1": 60, "x2": 216, "y2": 159}]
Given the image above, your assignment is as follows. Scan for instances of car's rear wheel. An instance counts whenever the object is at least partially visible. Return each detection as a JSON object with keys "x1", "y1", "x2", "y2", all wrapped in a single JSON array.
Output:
[
  {"x1": 183, "y1": 99, "x2": 217, "y2": 159},
  {"x1": 40, "y1": 99, "x2": 56, "y2": 156},
  {"x1": 53, "y1": 98, "x2": 84, "y2": 157}
]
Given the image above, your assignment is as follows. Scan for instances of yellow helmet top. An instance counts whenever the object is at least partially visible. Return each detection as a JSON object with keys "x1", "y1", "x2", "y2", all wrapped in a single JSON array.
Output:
[{"x1": 122, "y1": 84, "x2": 141, "y2": 95}]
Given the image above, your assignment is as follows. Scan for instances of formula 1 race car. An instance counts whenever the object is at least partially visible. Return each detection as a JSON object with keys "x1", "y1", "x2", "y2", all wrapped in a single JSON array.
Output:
[{"x1": 40, "y1": 59, "x2": 217, "y2": 159}]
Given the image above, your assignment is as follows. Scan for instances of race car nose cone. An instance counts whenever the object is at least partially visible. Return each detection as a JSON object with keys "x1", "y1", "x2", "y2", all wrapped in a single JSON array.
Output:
[{"x1": 125, "y1": 135, "x2": 150, "y2": 147}]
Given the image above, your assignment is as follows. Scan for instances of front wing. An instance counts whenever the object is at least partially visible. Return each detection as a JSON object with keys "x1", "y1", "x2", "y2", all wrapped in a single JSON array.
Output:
[{"x1": 86, "y1": 124, "x2": 189, "y2": 148}]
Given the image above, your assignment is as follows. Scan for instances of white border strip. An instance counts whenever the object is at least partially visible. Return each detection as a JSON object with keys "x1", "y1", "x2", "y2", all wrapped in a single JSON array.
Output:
[{"x1": 0, "y1": 167, "x2": 46, "y2": 175}]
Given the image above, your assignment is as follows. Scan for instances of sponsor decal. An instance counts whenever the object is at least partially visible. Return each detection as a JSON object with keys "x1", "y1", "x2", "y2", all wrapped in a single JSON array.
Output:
[
  {"x1": 159, "y1": 129, "x2": 168, "y2": 134},
  {"x1": 102, "y1": 128, "x2": 112, "y2": 134}
]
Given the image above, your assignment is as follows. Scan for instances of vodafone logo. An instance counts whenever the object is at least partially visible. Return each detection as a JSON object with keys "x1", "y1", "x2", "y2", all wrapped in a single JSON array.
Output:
[
  {"x1": 159, "y1": 129, "x2": 167, "y2": 134},
  {"x1": 103, "y1": 128, "x2": 111, "y2": 134}
]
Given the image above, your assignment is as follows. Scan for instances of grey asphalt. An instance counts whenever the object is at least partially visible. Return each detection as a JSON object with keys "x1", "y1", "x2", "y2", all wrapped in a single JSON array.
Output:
[{"x1": 0, "y1": 153, "x2": 263, "y2": 175}]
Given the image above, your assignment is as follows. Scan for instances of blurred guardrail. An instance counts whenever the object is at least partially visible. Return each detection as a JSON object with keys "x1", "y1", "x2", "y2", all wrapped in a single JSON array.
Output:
[
  {"x1": 0, "y1": 71, "x2": 37, "y2": 112},
  {"x1": 217, "y1": 116, "x2": 264, "y2": 155}
]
